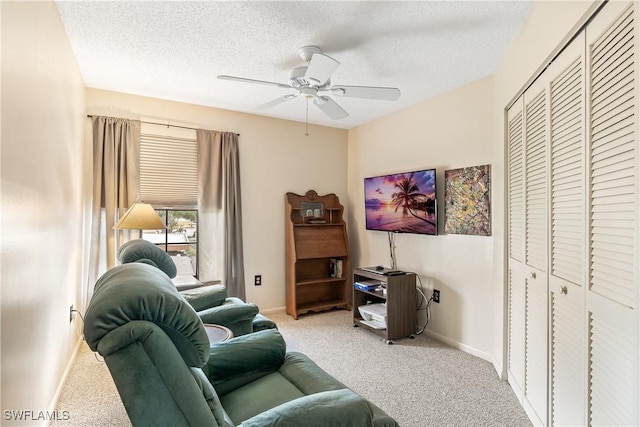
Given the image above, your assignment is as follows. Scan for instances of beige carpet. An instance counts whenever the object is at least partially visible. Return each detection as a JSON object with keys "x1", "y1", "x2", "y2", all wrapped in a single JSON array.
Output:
[{"x1": 53, "y1": 310, "x2": 531, "y2": 427}]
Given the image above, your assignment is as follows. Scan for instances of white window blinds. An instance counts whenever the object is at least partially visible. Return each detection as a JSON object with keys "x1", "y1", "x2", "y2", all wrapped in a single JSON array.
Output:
[{"x1": 139, "y1": 123, "x2": 197, "y2": 207}]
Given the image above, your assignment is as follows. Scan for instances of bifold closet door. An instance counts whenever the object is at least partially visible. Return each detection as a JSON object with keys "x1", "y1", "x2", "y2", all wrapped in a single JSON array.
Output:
[
  {"x1": 506, "y1": 74, "x2": 550, "y2": 425},
  {"x1": 523, "y1": 74, "x2": 549, "y2": 426},
  {"x1": 547, "y1": 33, "x2": 587, "y2": 427},
  {"x1": 508, "y1": 1, "x2": 639, "y2": 426},
  {"x1": 507, "y1": 98, "x2": 526, "y2": 401},
  {"x1": 585, "y1": 2, "x2": 639, "y2": 425}
]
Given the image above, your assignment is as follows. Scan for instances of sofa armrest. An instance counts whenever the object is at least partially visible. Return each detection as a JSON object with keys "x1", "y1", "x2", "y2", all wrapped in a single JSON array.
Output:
[
  {"x1": 205, "y1": 329, "x2": 285, "y2": 387},
  {"x1": 252, "y1": 313, "x2": 277, "y2": 332},
  {"x1": 197, "y1": 300, "x2": 259, "y2": 327},
  {"x1": 239, "y1": 389, "x2": 397, "y2": 427},
  {"x1": 180, "y1": 284, "x2": 227, "y2": 311}
]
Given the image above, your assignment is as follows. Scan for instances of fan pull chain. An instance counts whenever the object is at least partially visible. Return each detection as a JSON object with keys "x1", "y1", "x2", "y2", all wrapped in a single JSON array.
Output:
[{"x1": 305, "y1": 97, "x2": 309, "y2": 136}]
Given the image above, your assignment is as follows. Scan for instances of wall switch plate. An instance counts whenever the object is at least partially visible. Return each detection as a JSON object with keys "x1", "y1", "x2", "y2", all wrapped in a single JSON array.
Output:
[
  {"x1": 254, "y1": 275, "x2": 262, "y2": 286},
  {"x1": 433, "y1": 289, "x2": 440, "y2": 303}
]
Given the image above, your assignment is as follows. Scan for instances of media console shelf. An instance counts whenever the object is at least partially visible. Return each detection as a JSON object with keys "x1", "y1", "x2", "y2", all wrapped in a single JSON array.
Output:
[
  {"x1": 353, "y1": 268, "x2": 416, "y2": 344},
  {"x1": 285, "y1": 190, "x2": 351, "y2": 319}
]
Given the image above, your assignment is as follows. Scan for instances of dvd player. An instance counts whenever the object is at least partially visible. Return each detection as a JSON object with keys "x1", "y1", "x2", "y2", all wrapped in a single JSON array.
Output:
[{"x1": 361, "y1": 266, "x2": 406, "y2": 276}]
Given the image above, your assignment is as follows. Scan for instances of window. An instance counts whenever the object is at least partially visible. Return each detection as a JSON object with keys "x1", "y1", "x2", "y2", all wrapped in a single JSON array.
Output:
[
  {"x1": 139, "y1": 123, "x2": 199, "y2": 277},
  {"x1": 139, "y1": 125, "x2": 197, "y2": 207},
  {"x1": 143, "y1": 209, "x2": 198, "y2": 277}
]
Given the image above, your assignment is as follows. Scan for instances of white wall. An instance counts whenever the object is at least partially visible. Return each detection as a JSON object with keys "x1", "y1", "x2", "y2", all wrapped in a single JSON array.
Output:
[
  {"x1": 1, "y1": 1, "x2": 86, "y2": 424},
  {"x1": 491, "y1": 0, "x2": 598, "y2": 375},
  {"x1": 347, "y1": 77, "x2": 496, "y2": 362},
  {"x1": 85, "y1": 89, "x2": 348, "y2": 311}
]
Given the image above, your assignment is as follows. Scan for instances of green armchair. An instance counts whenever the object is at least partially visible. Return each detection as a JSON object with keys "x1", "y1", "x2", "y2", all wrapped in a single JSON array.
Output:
[
  {"x1": 117, "y1": 239, "x2": 274, "y2": 336},
  {"x1": 84, "y1": 263, "x2": 398, "y2": 427}
]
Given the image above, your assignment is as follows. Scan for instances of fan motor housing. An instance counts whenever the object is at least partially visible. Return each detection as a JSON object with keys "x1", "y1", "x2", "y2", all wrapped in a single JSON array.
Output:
[{"x1": 289, "y1": 66, "x2": 330, "y2": 89}]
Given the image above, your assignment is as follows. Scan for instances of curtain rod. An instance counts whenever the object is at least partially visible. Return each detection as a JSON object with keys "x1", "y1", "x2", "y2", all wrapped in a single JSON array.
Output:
[{"x1": 86, "y1": 115, "x2": 239, "y2": 136}]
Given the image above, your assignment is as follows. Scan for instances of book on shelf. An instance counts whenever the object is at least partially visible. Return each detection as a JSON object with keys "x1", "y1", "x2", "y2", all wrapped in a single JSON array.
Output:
[{"x1": 329, "y1": 258, "x2": 343, "y2": 278}]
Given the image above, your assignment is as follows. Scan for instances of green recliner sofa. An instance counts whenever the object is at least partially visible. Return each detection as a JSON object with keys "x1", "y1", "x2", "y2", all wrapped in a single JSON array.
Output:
[
  {"x1": 84, "y1": 263, "x2": 398, "y2": 426},
  {"x1": 117, "y1": 239, "x2": 274, "y2": 336}
]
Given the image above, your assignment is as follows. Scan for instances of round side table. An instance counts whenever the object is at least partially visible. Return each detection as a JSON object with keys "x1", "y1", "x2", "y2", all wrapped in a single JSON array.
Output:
[{"x1": 203, "y1": 324, "x2": 233, "y2": 345}]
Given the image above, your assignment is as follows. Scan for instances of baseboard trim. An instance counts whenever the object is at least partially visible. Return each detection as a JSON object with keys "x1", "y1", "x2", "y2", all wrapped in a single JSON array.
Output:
[
  {"x1": 259, "y1": 306, "x2": 286, "y2": 315},
  {"x1": 423, "y1": 329, "x2": 496, "y2": 367},
  {"x1": 493, "y1": 359, "x2": 505, "y2": 380},
  {"x1": 45, "y1": 338, "x2": 83, "y2": 427}
]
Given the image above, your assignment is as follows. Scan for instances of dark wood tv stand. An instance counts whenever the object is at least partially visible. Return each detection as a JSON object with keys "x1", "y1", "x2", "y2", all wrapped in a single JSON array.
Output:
[{"x1": 353, "y1": 268, "x2": 417, "y2": 344}]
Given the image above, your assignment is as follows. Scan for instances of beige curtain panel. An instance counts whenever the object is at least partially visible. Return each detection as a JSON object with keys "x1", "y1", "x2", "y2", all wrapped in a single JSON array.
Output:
[
  {"x1": 197, "y1": 130, "x2": 245, "y2": 300},
  {"x1": 86, "y1": 116, "x2": 140, "y2": 308}
]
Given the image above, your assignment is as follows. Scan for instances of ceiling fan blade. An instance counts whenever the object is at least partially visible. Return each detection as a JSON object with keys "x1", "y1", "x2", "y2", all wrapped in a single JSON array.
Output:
[
  {"x1": 330, "y1": 85, "x2": 401, "y2": 101},
  {"x1": 304, "y1": 53, "x2": 339, "y2": 86},
  {"x1": 218, "y1": 75, "x2": 292, "y2": 89},
  {"x1": 256, "y1": 94, "x2": 298, "y2": 110},
  {"x1": 313, "y1": 96, "x2": 349, "y2": 120}
]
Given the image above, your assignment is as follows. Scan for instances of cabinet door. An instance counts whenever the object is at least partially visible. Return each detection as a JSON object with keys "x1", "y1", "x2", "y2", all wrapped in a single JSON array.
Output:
[
  {"x1": 523, "y1": 75, "x2": 550, "y2": 425},
  {"x1": 586, "y1": 2, "x2": 639, "y2": 425},
  {"x1": 547, "y1": 33, "x2": 587, "y2": 427}
]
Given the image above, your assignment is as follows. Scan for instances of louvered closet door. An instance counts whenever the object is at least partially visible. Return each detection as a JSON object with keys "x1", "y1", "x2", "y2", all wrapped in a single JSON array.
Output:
[
  {"x1": 546, "y1": 34, "x2": 587, "y2": 427},
  {"x1": 507, "y1": 98, "x2": 526, "y2": 401},
  {"x1": 523, "y1": 76, "x2": 549, "y2": 426},
  {"x1": 586, "y1": 2, "x2": 639, "y2": 425}
]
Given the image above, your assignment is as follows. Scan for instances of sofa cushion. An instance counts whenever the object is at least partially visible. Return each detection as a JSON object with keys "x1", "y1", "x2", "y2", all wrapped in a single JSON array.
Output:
[
  {"x1": 240, "y1": 389, "x2": 376, "y2": 427},
  {"x1": 220, "y1": 372, "x2": 306, "y2": 424},
  {"x1": 117, "y1": 239, "x2": 177, "y2": 278},
  {"x1": 84, "y1": 263, "x2": 209, "y2": 367}
]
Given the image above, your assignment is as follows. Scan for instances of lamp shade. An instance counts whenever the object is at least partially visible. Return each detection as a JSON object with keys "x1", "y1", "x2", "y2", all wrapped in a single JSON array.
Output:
[{"x1": 113, "y1": 202, "x2": 166, "y2": 230}]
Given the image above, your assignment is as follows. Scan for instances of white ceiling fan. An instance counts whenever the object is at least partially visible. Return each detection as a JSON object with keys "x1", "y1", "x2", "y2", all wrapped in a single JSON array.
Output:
[{"x1": 218, "y1": 45, "x2": 401, "y2": 120}]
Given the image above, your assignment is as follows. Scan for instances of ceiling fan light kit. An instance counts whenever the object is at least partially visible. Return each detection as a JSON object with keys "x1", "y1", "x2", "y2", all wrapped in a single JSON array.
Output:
[{"x1": 217, "y1": 45, "x2": 401, "y2": 121}]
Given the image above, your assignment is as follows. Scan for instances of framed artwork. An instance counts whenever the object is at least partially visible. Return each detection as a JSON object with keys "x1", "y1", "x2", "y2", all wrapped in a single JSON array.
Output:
[
  {"x1": 444, "y1": 164, "x2": 491, "y2": 236},
  {"x1": 300, "y1": 201, "x2": 323, "y2": 218}
]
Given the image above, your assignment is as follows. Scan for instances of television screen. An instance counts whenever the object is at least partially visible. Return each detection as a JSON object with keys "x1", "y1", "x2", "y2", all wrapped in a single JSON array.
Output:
[{"x1": 364, "y1": 168, "x2": 437, "y2": 235}]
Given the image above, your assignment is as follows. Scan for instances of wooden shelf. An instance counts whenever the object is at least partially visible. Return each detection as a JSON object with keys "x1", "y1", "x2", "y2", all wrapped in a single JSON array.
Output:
[
  {"x1": 291, "y1": 207, "x2": 341, "y2": 211},
  {"x1": 297, "y1": 299, "x2": 348, "y2": 313},
  {"x1": 296, "y1": 277, "x2": 346, "y2": 286},
  {"x1": 285, "y1": 190, "x2": 351, "y2": 320},
  {"x1": 293, "y1": 223, "x2": 343, "y2": 227},
  {"x1": 355, "y1": 288, "x2": 386, "y2": 299}
]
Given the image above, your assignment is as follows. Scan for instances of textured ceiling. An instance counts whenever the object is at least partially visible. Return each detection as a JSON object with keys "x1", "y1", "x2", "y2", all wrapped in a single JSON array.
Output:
[{"x1": 56, "y1": 1, "x2": 532, "y2": 129}]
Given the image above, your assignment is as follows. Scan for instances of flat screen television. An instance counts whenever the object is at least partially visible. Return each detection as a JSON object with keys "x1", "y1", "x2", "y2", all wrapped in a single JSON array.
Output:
[{"x1": 364, "y1": 168, "x2": 437, "y2": 235}]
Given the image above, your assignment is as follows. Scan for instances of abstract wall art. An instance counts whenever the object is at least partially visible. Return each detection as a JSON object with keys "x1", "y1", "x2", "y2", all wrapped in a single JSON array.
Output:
[{"x1": 444, "y1": 164, "x2": 491, "y2": 236}]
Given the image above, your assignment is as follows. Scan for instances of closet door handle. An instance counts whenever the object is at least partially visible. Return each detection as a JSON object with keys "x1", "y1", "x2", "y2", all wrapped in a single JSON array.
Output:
[
  {"x1": 530, "y1": 271, "x2": 537, "y2": 279},
  {"x1": 560, "y1": 286, "x2": 568, "y2": 295}
]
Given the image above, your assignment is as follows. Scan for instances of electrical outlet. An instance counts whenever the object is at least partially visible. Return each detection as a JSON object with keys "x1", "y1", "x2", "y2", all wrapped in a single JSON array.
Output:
[
  {"x1": 432, "y1": 289, "x2": 440, "y2": 304},
  {"x1": 254, "y1": 275, "x2": 262, "y2": 286},
  {"x1": 69, "y1": 305, "x2": 75, "y2": 323}
]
